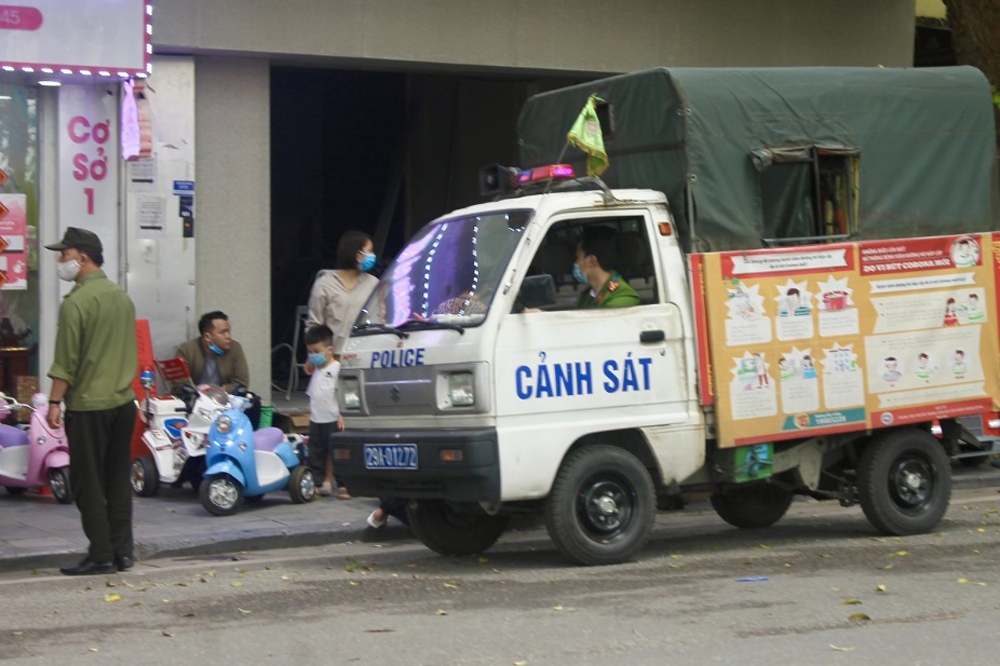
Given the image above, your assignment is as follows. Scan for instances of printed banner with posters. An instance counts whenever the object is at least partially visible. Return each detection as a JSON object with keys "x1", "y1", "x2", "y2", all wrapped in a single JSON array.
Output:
[{"x1": 693, "y1": 233, "x2": 1000, "y2": 448}]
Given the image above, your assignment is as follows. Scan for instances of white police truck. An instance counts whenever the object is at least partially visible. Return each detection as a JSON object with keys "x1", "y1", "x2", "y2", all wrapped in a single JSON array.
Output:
[{"x1": 331, "y1": 67, "x2": 1000, "y2": 565}]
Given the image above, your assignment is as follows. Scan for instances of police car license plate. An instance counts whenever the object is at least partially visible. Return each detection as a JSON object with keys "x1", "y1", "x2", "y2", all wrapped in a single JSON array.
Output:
[{"x1": 364, "y1": 444, "x2": 418, "y2": 470}]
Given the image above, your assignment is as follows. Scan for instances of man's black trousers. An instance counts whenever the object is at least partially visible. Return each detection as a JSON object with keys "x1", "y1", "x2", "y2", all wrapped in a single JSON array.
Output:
[{"x1": 66, "y1": 401, "x2": 137, "y2": 563}]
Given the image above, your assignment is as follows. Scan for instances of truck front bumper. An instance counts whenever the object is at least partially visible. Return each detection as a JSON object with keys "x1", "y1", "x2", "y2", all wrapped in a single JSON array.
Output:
[{"x1": 330, "y1": 427, "x2": 500, "y2": 503}]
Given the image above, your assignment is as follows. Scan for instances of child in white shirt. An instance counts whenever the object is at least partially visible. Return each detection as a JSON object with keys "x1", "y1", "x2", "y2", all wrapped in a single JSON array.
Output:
[{"x1": 304, "y1": 325, "x2": 347, "y2": 498}]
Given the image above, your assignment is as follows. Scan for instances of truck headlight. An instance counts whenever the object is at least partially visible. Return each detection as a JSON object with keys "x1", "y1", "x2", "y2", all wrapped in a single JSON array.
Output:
[
  {"x1": 341, "y1": 378, "x2": 361, "y2": 410},
  {"x1": 448, "y1": 372, "x2": 475, "y2": 407}
]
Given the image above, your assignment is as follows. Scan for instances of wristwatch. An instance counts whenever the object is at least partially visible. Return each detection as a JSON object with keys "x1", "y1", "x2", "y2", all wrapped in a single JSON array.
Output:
[{"x1": 48, "y1": 400, "x2": 61, "y2": 406}]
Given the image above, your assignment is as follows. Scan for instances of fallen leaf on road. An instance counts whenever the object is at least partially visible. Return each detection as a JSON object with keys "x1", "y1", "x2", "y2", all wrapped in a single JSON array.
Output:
[
  {"x1": 758, "y1": 544, "x2": 771, "y2": 550},
  {"x1": 553, "y1": 605, "x2": 564, "y2": 611},
  {"x1": 876, "y1": 585, "x2": 887, "y2": 593},
  {"x1": 436, "y1": 609, "x2": 448, "y2": 616},
  {"x1": 830, "y1": 645, "x2": 857, "y2": 652},
  {"x1": 842, "y1": 599, "x2": 862, "y2": 605},
  {"x1": 88, "y1": 648, "x2": 99, "y2": 652},
  {"x1": 104, "y1": 593, "x2": 121, "y2": 602},
  {"x1": 891, "y1": 550, "x2": 908, "y2": 557},
  {"x1": 183, "y1": 612, "x2": 195, "y2": 617},
  {"x1": 161, "y1": 630, "x2": 174, "y2": 638},
  {"x1": 105, "y1": 581, "x2": 116, "y2": 588},
  {"x1": 514, "y1": 661, "x2": 527, "y2": 665},
  {"x1": 349, "y1": 581, "x2": 359, "y2": 586},
  {"x1": 12, "y1": 631, "x2": 23, "y2": 636},
  {"x1": 831, "y1": 587, "x2": 842, "y2": 592},
  {"x1": 478, "y1": 557, "x2": 489, "y2": 565},
  {"x1": 280, "y1": 575, "x2": 293, "y2": 581},
  {"x1": 174, "y1": 583, "x2": 188, "y2": 587},
  {"x1": 977, "y1": 528, "x2": 986, "y2": 533},
  {"x1": 238, "y1": 608, "x2": 252, "y2": 615},
  {"x1": 958, "y1": 578, "x2": 969, "y2": 584},
  {"x1": 231, "y1": 582, "x2": 243, "y2": 587},
  {"x1": 364, "y1": 628, "x2": 395, "y2": 633},
  {"x1": 877, "y1": 564, "x2": 894, "y2": 570},
  {"x1": 444, "y1": 582, "x2": 460, "y2": 589},
  {"x1": 165, "y1": 508, "x2": 175, "y2": 513},
  {"x1": 820, "y1": 554, "x2": 831, "y2": 559},
  {"x1": 848, "y1": 613, "x2": 871, "y2": 621}
]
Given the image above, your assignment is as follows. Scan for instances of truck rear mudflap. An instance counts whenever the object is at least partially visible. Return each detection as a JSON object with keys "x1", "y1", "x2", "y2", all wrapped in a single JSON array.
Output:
[{"x1": 330, "y1": 427, "x2": 500, "y2": 502}]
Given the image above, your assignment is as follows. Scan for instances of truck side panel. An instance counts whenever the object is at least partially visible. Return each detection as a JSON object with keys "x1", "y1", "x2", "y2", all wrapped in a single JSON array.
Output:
[{"x1": 694, "y1": 233, "x2": 1000, "y2": 448}]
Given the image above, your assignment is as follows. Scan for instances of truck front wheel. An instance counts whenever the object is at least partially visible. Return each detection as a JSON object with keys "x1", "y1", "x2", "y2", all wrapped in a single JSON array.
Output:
[
  {"x1": 545, "y1": 445, "x2": 656, "y2": 566},
  {"x1": 858, "y1": 428, "x2": 951, "y2": 536},
  {"x1": 408, "y1": 500, "x2": 510, "y2": 556},
  {"x1": 710, "y1": 483, "x2": 793, "y2": 529}
]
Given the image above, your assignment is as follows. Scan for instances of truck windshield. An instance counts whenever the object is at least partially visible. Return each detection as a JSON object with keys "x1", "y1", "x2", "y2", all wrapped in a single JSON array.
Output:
[{"x1": 353, "y1": 210, "x2": 532, "y2": 332}]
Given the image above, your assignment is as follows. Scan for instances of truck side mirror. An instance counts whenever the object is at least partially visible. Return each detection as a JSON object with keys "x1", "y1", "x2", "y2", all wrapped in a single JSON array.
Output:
[{"x1": 516, "y1": 274, "x2": 558, "y2": 310}]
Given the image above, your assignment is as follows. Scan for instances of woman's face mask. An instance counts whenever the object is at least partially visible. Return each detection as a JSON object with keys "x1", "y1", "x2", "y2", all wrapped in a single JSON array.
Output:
[{"x1": 359, "y1": 251, "x2": 376, "y2": 272}]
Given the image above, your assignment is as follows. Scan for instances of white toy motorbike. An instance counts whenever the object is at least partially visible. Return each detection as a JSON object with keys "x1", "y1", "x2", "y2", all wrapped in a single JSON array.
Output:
[{"x1": 130, "y1": 368, "x2": 230, "y2": 497}]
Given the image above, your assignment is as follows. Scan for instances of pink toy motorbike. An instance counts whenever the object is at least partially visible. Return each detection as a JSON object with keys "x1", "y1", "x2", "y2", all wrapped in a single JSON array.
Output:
[{"x1": 0, "y1": 392, "x2": 71, "y2": 503}]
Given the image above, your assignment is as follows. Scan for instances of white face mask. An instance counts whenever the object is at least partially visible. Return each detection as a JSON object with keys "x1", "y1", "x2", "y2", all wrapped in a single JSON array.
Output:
[{"x1": 57, "y1": 259, "x2": 81, "y2": 282}]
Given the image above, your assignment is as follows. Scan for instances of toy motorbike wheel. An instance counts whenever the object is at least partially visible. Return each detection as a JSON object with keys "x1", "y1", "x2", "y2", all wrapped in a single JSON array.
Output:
[
  {"x1": 288, "y1": 466, "x2": 316, "y2": 504},
  {"x1": 48, "y1": 467, "x2": 72, "y2": 504},
  {"x1": 200, "y1": 475, "x2": 243, "y2": 516},
  {"x1": 130, "y1": 457, "x2": 160, "y2": 497}
]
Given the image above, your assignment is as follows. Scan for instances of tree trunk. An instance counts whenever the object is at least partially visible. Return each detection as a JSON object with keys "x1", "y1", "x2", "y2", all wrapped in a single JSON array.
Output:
[{"x1": 944, "y1": 0, "x2": 1000, "y2": 137}]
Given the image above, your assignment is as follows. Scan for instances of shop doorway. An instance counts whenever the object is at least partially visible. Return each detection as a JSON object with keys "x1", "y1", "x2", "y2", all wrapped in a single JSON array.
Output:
[{"x1": 269, "y1": 67, "x2": 584, "y2": 389}]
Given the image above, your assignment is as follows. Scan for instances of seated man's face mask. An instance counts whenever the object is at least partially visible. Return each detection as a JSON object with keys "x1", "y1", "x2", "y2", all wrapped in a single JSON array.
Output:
[{"x1": 204, "y1": 334, "x2": 226, "y2": 356}]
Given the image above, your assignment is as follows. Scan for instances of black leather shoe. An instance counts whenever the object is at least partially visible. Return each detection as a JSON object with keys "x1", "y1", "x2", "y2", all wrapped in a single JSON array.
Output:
[
  {"x1": 116, "y1": 555, "x2": 134, "y2": 572},
  {"x1": 60, "y1": 557, "x2": 115, "y2": 576}
]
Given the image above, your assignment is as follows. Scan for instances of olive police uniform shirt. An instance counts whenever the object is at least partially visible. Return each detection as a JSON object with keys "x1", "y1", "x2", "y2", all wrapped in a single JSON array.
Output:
[
  {"x1": 577, "y1": 273, "x2": 640, "y2": 309},
  {"x1": 48, "y1": 270, "x2": 138, "y2": 411}
]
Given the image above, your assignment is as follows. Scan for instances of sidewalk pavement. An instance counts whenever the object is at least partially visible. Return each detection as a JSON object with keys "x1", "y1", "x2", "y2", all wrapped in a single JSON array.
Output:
[{"x1": 2, "y1": 462, "x2": 999, "y2": 574}]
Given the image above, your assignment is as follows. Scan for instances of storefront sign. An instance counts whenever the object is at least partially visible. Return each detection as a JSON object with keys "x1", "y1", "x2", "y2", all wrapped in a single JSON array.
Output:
[
  {"x1": 57, "y1": 84, "x2": 119, "y2": 281},
  {"x1": 0, "y1": 1, "x2": 150, "y2": 77}
]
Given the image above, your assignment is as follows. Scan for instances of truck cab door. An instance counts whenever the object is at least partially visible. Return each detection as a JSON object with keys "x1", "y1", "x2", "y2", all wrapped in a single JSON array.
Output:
[{"x1": 492, "y1": 212, "x2": 691, "y2": 498}]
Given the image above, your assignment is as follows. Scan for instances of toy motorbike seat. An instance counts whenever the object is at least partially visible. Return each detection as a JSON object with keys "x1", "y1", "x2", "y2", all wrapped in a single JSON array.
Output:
[
  {"x1": 253, "y1": 427, "x2": 286, "y2": 453},
  {"x1": 0, "y1": 422, "x2": 28, "y2": 448},
  {"x1": 164, "y1": 418, "x2": 188, "y2": 439}
]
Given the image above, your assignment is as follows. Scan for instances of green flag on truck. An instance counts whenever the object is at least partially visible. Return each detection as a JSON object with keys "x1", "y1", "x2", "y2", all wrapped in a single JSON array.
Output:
[{"x1": 566, "y1": 94, "x2": 609, "y2": 177}]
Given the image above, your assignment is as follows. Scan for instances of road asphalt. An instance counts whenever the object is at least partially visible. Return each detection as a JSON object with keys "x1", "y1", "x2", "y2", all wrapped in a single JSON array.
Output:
[{"x1": 2, "y1": 461, "x2": 999, "y2": 574}]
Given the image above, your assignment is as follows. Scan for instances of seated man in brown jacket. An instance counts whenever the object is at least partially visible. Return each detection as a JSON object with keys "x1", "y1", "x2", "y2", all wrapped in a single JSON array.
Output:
[{"x1": 172, "y1": 311, "x2": 259, "y2": 426}]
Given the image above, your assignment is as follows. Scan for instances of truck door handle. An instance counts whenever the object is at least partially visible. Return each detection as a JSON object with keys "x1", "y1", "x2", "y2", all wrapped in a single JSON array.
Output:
[{"x1": 640, "y1": 330, "x2": 665, "y2": 343}]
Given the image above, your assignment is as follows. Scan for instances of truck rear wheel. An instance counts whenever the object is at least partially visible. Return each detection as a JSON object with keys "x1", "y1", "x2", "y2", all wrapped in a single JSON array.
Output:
[
  {"x1": 544, "y1": 445, "x2": 655, "y2": 566},
  {"x1": 408, "y1": 500, "x2": 509, "y2": 556},
  {"x1": 710, "y1": 483, "x2": 793, "y2": 529},
  {"x1": 858, "y1": 428, "x2": 951, "y2": 535}
]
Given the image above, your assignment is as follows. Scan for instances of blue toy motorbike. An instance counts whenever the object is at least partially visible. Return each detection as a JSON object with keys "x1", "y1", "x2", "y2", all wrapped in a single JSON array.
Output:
[{"x1": 199, "y1": 395, "x2": 315, "y2": 515}]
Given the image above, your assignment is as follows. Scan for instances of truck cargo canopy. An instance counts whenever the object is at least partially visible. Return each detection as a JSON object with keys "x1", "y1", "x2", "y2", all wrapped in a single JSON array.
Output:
[{"x1": 518, "y1": 67, "x2": 999, "y2": 252}]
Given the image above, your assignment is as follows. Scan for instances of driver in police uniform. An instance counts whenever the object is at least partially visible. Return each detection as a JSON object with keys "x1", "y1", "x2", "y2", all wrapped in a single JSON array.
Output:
[{"x1": 574, "y1": 226, "x2": 640, "y2": 309}]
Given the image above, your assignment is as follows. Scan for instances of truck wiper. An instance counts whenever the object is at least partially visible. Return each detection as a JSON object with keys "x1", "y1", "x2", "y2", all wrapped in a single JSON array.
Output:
[
  {"x1": 398, "y1": 319, "x2": 466, "y2": 335},
  {"x1": 352, "y1": 322, "x2": 409, "y2": 339}
]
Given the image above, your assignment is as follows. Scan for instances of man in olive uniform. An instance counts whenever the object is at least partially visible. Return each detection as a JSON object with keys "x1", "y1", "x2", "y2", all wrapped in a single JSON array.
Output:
[
  {"x1": 574, "y1": 226, "x2": 640, "y2": 309},
  {"x1": 45, "y1": 228, "x2": 138, "y2": 576}
]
